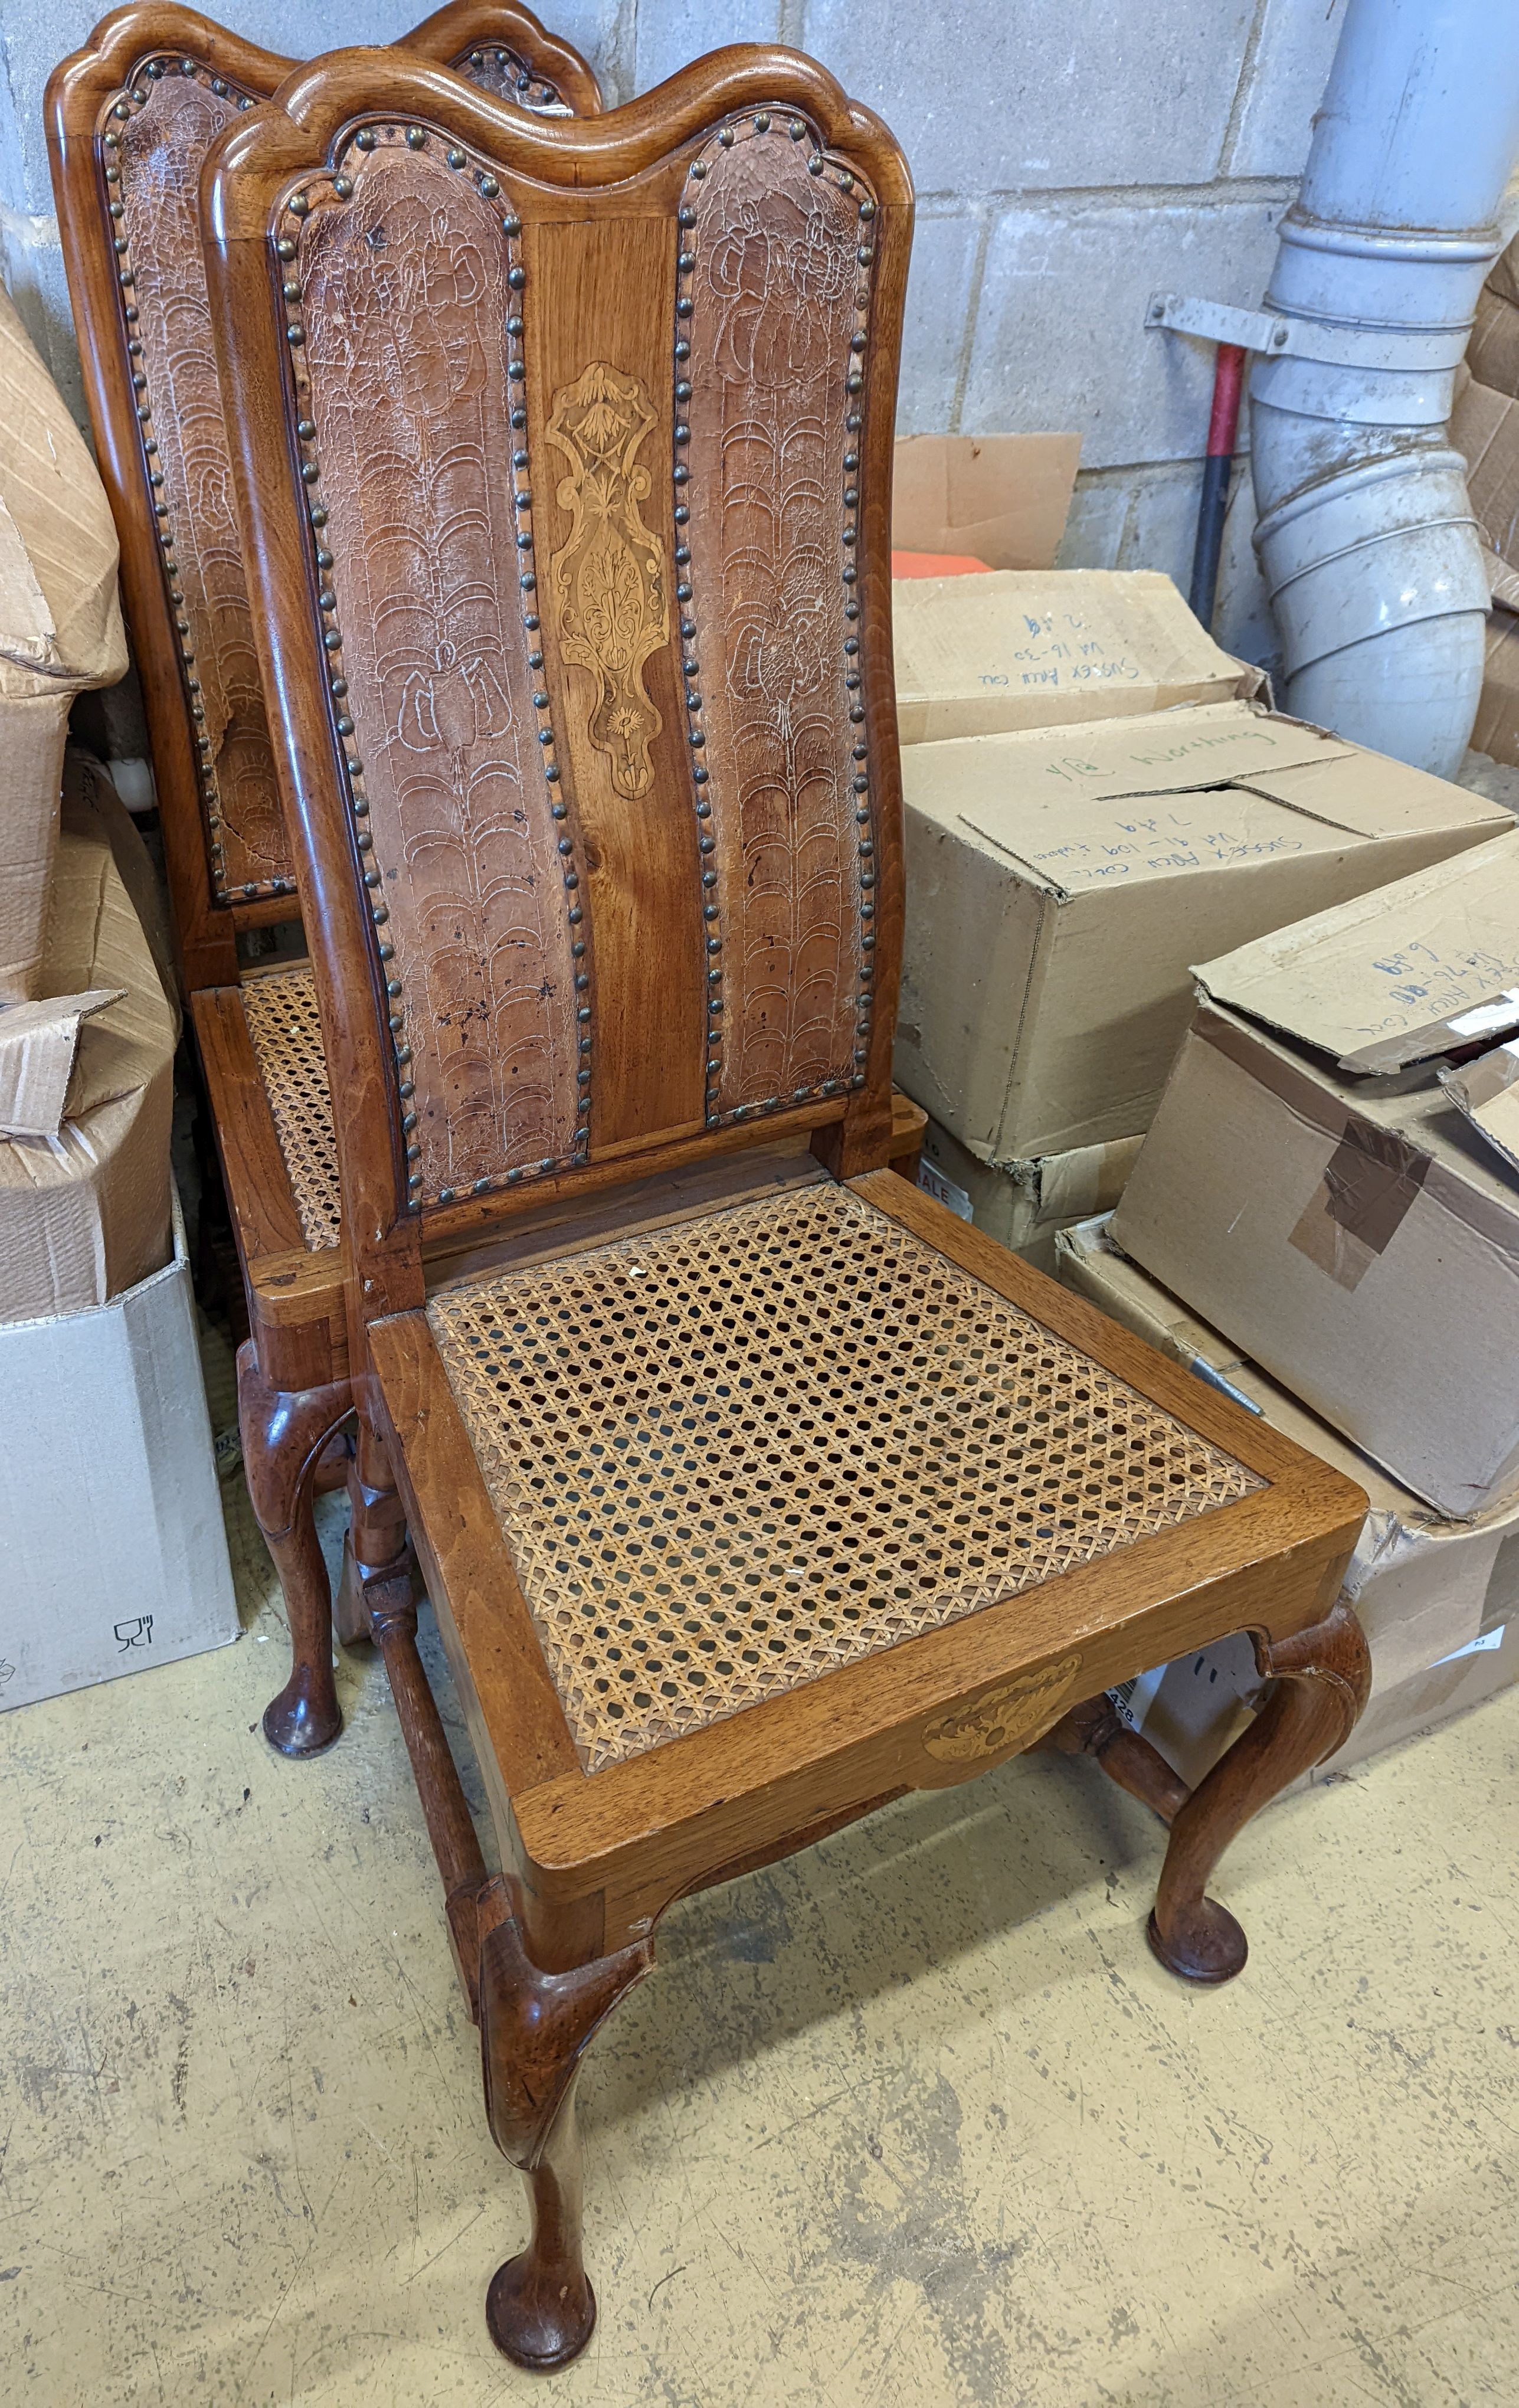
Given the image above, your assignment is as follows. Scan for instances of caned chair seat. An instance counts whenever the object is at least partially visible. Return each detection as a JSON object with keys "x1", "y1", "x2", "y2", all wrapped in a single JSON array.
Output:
[
  {"x1": 424, "y1": 1177, "x2": 1262, "y2": 1776},
  {"x1": 370, "y1": 1157, "x2": 1367, "y2": 2040},
  {"x1": 241, "y1": 966, "x2": 342, "y2": 1251}
]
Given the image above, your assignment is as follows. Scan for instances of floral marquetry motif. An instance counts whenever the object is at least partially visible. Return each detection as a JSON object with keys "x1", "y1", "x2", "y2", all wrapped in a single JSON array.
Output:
[
  {"x1": 284, "y1": 136, "x2": 589, "y2": 1208},
  {"x1": 547, "y1": 363, "x2": 670, "y2": 801},
  {"x1": 921, "y1": 1657, "x2": 1085, "y2": 1768},
  {"x1": 676, "y1": 116, "x2": 879, "y2": 1128}
]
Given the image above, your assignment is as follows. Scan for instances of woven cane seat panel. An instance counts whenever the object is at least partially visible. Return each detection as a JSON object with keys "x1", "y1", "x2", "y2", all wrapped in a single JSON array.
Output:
[
  {"x1": 427, "y1": 1182, "x2": 1263, "y2": 1774},
  {"x1": 240, "y1": 968, "x2": 341, "y2": 1251}
]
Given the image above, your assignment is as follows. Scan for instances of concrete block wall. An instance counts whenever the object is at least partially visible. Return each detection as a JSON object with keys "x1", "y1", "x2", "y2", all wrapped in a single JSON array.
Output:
[{"x1": 0, "y1": 0, "x2": 1351, "y2": 669}]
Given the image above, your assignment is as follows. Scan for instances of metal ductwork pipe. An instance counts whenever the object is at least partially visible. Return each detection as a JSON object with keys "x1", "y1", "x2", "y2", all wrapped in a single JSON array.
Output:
[{"x1": 1251, "y1": 0, "x2": 1519, "y2": 776}]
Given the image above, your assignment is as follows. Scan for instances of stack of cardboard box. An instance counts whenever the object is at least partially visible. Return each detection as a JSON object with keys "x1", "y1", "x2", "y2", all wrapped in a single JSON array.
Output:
[
  {"x1": 888, "y1": 443, "x2": 1514, "y2": 1268},
  {"x1": 1060, "y1": 1216, "x2": 1519, "y2": 1788},
  {"x1": 889, "y1": 443, "x2": 1519, "y2": 1785},
  {"x1": 0, "y1": 296, "x2": 234, "y2": 1711},
  {"x1": 1060, "y1": 829, "x2": 1519, "y2": 1784}
]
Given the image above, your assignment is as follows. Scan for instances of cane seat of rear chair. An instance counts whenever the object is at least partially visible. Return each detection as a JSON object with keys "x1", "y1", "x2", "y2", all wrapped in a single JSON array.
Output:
[
  {"x1": 424, "y1": 1177, "x2": 1263, "y2": 1776},
  {"x1": 234, "y1": 967, "x2": 929, "y2": 1269},
  {"x1": 240, "y1": 965, "x2": 343, "y2": 1251}
]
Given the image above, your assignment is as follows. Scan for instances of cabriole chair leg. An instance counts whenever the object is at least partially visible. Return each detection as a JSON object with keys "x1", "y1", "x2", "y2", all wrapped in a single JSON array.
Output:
[
  {"x1": 237, "y1": 1342, "x2": 353, "y2": 1758},
  {"x1": 476, "y1": 1882, "x2": 653, "y2": 2370},
  {"x1": 1148, "y1": 1598, "x2": 1372, "y2": 1983}
]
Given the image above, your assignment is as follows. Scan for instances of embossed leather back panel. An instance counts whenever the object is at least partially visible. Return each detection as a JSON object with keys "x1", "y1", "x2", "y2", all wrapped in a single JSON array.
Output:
[
  {"x1": 116, "y1": 64, "x2": 292, "y2": 902},
  {"x1": 679, "y1": 123, "x2": 879, "y2": 1125},
  {"x1": 99, "y1": 35, "x2": 588, "y2": 914},
  {"x1": 289, "y1": 145, "x2": 583, "y2": 1203}
]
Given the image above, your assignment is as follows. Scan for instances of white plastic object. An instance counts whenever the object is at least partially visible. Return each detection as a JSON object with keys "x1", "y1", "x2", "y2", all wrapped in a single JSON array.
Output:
[{"x1": 1249, "y1": 0, "x2": 1519, "y2": 776}]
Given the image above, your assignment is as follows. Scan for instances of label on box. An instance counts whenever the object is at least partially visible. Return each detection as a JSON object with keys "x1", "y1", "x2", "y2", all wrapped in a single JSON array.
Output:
[
  {"x1": 918, "y1": 1159, "x2": 973, "y2": 1221},
  {"x1": 1434, "y1": 1624, "x2": 1507, "y2": 1666}
]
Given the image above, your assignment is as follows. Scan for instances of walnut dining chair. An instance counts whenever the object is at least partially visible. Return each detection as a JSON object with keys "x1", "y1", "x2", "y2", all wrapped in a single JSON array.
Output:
[
  {"x1": 44, "y1": 2, "x2": 604, "y2": 1725},
  {"x1": 50, "y1": 8, "x2": 924, "y2": 1754},
  {"x1": 203, "y1": 45, "x2": 1371, "y2": 2368}
]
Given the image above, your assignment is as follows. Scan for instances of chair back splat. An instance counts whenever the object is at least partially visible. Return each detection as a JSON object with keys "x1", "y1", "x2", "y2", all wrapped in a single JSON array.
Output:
[
  {"x1": 202, "y1": 51, "x2": 913, "y2": 1345},
  {"x1": 46, "y1": 3, "x2": 603, "y2": 993}
]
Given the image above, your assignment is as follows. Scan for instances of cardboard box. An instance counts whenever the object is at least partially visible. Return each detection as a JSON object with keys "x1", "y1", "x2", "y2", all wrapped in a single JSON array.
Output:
[
  {"x1": 1474, "y1": 606, "x2": 1519, "y2": 768},
  {"x1": 1112, "y1": 841, "x2": 1519, "y2": 1516},
  {"x1": 0, "y1": 287, "x2": 127, "y2": 1002},
  {"x1": 1469, "y1": 235, "x2": 1519, "y2": 402},
  {"x1": 917, "y1": 1113, "x2": 1141, "y2": 1274},
  {"x1": 0, "y1": 1192, "x2": 238, "y2": 1713},
  {"x1": 891, "y1": 568, "x2": 1255, "y2": 747},
  {"x1": 1195, "y1": 830, "x2": 1519, "y2": 1071},
  {"x1": 0, "y1": 986, "x2": 126, "y2": 1138},
  {"x1": 66, "y1": 747, "x2": 178, "y2": 1009},
  {"x1": 1481, "y1": 546, "x2": 1519, "y2": 616},
  {"x1": 896, "y1": 699, "x2": 1513, "y2": 1160},
  {"x1": 1452, "y1": 371, "x2": 1519, "y2": 577},
  {"x1": 0, "y1": 773, "x2": 177, "y2": 1322},
  {"x1": 1109, "y1": 1618, "x2": 1519, "y2": 1792},
  {"x1": 892, "y1": 433, "x2": 1081, "y2": 576},
  {"x1": 1450, "y1": 366, "x2": 1519, "y2": 766},
  {"x1": 1058, "y1": 1215, "x2": 1519, "y2": 1785}
]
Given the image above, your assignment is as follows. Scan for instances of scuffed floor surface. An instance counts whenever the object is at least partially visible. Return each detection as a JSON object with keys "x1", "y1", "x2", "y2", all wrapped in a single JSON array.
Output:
[{"x1": 2, "y1": 1431, "x2": 1517, "y2": 2406}]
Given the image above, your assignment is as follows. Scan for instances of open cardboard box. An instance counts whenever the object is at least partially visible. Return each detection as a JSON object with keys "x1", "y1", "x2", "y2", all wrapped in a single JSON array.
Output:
[
  {"x1": 889, "y1": 434, "x2": 1256, "y2": 746},
  {"x1": 1112, "y1": 833, "x2": 1519, "y2": 1519},
  {"x1": 1441, "y1": 1041, "x2": 1519, "y2": 1174},
  {"x1": 1059, "y1": 1214, "x2": 1519, "y2": 1788},
  {"x1": 0, "y1": 755, "x2": 177, "y2": 1323},
  {"x1": 896, "y1": 699, "x2": 1513, "y2": 1161},
  {"x1": 892, "y1": 432, "x2": 1081, "y2": 576}
]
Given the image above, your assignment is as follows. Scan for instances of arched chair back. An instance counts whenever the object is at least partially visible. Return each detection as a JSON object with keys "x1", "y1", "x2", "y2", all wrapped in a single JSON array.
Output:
[
  {"x1": 47, "y1": 2, "x2": 604, "y2": 988},
  {"x1": 203, "y1": 48, "x2": 911, "y2": 1317}
]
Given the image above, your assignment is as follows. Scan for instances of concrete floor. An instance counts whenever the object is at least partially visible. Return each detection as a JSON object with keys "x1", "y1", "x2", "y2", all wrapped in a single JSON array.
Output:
[{"x1": 4, "y1": 1353, "x2": 1519, "y2": 2407}]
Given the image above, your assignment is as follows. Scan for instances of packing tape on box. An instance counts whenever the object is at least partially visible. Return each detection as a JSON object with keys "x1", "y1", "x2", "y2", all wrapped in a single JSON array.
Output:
[
  {"x1": 1289, "y1": 1114, "x2": 1433, "y2": 1293},
  {"x1": 1190, "y1": 1003, "x2": 1519, "y2": 1288}
]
